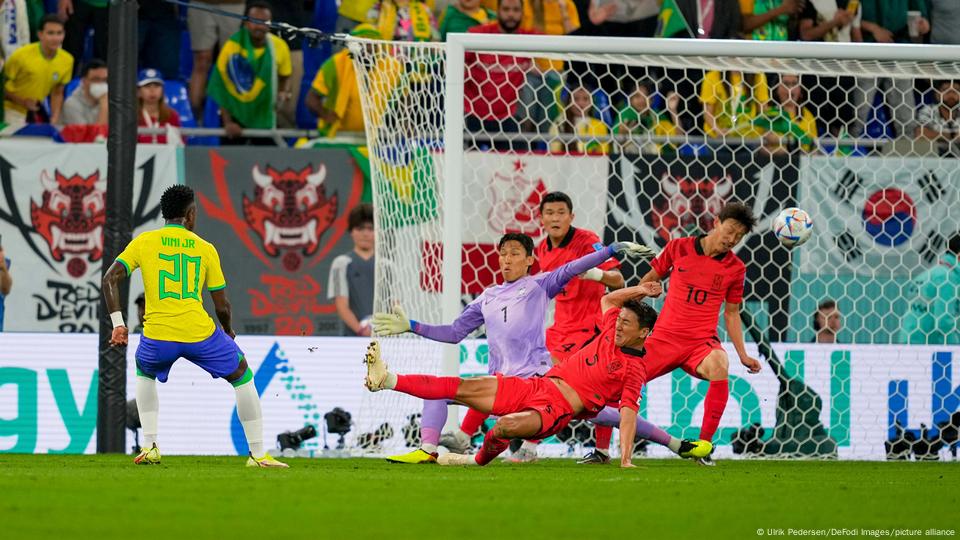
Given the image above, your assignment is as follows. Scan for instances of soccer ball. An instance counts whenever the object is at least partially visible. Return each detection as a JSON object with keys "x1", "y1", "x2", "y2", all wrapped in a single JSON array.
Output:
[{"x1": 773, "y1": 207, "x2": 813, "y2": 247}]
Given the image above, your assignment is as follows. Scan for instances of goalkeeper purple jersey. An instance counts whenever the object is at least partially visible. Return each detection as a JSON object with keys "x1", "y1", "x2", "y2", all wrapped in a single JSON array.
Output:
[{"x1": 411, "y1": 245, "x2": 617, "y2": 378}]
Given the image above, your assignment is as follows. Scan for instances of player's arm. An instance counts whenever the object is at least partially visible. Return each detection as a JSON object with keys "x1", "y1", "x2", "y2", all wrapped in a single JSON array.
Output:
[
  {"x1": 49, "y1": 84, "x2": 66, "y2": 125},
  {"x1": 584, "y1": 267, "x2": 625, "y2": 289},
  {"x1": 373, "y1": 299, "x2": 484, "y2": 343},
  {"x1": 541, "y1": 243, "x2": 655, "y2": 298},
  {"x1": 102, "y1": 261, "x2": 130, "y2": 346},
  {"x1": 210, "y1": 289, "x2": 236, "y2": 339},
  {"x1": 618, "y1": 359, "x2": 645, "y2": 468},
  {"x1": 724, "y1": 302, "x2": 761, "y2": 374},
  {"x1": 600, "y1": 282, "x2": 662, "y2": 313},
  {"x1": 618, "y1": 406, "x2": 638, "y2": 468}
]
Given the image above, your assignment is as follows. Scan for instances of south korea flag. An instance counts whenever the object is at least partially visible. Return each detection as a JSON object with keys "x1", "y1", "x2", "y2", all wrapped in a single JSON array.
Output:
[{"x1": 799, "y1": 156, "x2": 960, "y2": 278}]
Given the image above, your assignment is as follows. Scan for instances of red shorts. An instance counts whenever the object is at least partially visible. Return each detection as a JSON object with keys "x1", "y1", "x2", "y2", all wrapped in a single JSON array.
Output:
[
  {"x1": 642, "y1": 331, "x2": 724, "y2": 382},
  {"x1": 491, "y1": 374, "x2": 575, "y2": 439},
  {"x1": 547, "y1": 329, "x2": 597, "y2": 363}
]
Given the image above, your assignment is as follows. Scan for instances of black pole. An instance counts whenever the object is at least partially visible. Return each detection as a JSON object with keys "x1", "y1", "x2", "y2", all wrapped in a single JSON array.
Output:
[{"x1": 98, "y1": 0, "x2": 138, "y2": 453}]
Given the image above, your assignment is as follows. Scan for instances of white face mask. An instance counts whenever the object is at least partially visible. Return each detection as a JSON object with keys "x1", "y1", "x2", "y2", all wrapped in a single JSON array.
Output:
[{"x1": 89, "y1": 82, "x2": 108, "y2": 99}]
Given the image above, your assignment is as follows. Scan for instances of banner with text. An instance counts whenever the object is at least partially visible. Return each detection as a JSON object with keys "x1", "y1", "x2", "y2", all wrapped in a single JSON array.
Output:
[
  {"x1": 0, "y1": 143, "x2": 178, "y2": 332},
  {"x1": 2, "y1": 334, "x2": 957, "y2": 460}
]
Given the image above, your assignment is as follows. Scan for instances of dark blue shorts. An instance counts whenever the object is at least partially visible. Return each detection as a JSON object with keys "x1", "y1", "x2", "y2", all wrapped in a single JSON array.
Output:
[{"x1": 135, "y1": 327, "x2": 243, "y2": 383}]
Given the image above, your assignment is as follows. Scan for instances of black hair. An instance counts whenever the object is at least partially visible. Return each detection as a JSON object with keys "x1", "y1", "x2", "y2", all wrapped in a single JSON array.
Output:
[
  {"x1": 81, "y1": 58, "x2": 107, "y2": 79},
  {"x1": 39, "y1": 14, "x2": 64, "y2": 32},
  {"x1": 245, "y1": 0, "x2": 273, "y2": 17},
  {"x1": 348, "y1": 203, "x2": 374, "y2": 231},
  {"x1": 630, "y1": 78, "x2": 656, "y2": 96},
  {"x1": 497, "y1": 232, "x2": 534, "y2": 256},
  {"x1": 812, "y1": 299, "x2": 837, "y2": 331},
  {"x1": 622, "y1": 300, "x2": 657, "y2": 331},
  {"x1": 160, "y1": 185, "x2": 196, "y2": 220},
  {"x1": 718, "y1": 202, "x2": 757, "y2": 233},
  {"x1": 498, "y1": 0, "x2": 523, "y2": 8},
  {"x1": 949, "y1": 233, "x2": 960, "y2": 256},
  {"x1": 539, "y1": 191, "x2": 573, "y2": 214}
]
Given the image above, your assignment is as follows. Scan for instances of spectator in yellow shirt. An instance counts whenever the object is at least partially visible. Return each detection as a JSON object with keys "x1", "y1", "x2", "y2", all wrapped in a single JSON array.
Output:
[
  {"x1": 550, "y1": 86, "x2": 609, "y2": 154},
  {"x1": 3, "y1": 14, "x2": 73, "y2": 127},
  {"x1": 700, "y1": 70, "x2": 768, "y2": 139}
]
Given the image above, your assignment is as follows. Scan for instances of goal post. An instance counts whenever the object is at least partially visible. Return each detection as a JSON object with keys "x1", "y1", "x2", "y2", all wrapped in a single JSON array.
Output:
[{"x1": 349, "y1": 33, "x2": 960, "y2": 460}]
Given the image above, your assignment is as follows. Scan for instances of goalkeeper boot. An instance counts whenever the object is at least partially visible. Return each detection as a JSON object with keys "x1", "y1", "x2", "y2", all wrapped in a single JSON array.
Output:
[
  {"x1": 439, "y1": 430, "x2": 472, "y2": 454},
  {"x1": 363, "y1": 340, "x2": 389, "y2": 391},
  {"x1": 438, "y1": 453, "x2": 478, "y2": 466},
  {"x1": 576, "y1": 450, "x2": 611, "y2": 465},
  {"x1": 134, "y1": 443, "x2": 161, "y2": 465},
  {"x1": 678, "y1": 439, "x2": 713, "y2": 460},
  {"x1": 386, "y1": 448, "x2": 438, "y2": 464},
  {"x1": 246, "y1": 452, "x2": 289, "y2": 468}
]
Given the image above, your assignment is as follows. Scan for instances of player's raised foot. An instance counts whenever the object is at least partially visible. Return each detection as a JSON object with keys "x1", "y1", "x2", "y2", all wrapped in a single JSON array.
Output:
[
  {"x1": 504, "y1": 448, "x2": 538, "y2": 463},
  {"x1": 576, "y1": 450, "x2": 611, "y2": 465},
  {"x1": 437, "y1": 452, "x2": 478, "y2": 466},
  {"x1": 134, "y1": 443, "x2": 161, "y2": 465},
  {"x1": 678, "y1": 439, "x2": 713, "y2": 460},
  {"x1": 246, "y1": 452, "x2": 289, "y2": 468},
  {"x1": 386, "y1": 448, "x2": 438, "y2": 464},
  {"x1": 363, "y1": 340, "x2": 389, "y2": 391},
  {"x1": 439, "y1": 430, "x2": 472, "y2": 454}
]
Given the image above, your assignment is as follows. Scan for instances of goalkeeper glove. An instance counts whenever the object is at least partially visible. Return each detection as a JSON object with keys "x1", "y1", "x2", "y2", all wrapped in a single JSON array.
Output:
[
  {"x1": 581, "y1": 267, "x2": 604, "y2": 282},
  {"x1": 612, "y1": 241, "x2": 657, "y2": 260},
  {"x1": 372, "y1": 305, "x2": 412, "y2": 336}
]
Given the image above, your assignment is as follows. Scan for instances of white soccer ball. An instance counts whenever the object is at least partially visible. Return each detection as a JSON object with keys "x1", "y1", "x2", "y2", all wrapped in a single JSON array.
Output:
[{"x1": 773, "y1": 207, "x2": 813, "y2": 248}]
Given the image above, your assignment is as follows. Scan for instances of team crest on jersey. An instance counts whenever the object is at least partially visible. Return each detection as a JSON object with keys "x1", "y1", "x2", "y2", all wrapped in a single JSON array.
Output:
[
  {"x1": 517, "y1": 286, "x2": 527, "y2": 298},
  {"x1": 242, "y1": 165, "x2": 337, "y2": 267},
  {"x1": 712, "y1": 274, "x2": 724, "y2": 290},
  {"x1": 606, "y1": 359, "x2": 623, "y2": 373}
]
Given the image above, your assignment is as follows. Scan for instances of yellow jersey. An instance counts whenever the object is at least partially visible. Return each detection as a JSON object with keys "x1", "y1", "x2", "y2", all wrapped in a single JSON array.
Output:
[
  {"x1": 116, "y1": 224, "x2": 226, "y2": 343},
  {"x1": 2, "y1": 43, "x2": 74, "y2": 114}
]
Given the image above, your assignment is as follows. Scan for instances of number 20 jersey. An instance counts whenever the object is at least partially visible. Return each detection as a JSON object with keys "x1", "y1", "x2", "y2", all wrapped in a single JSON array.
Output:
[
  {"x1": 649, "y1": 235, "x2": 746, "y2": 341},
  {"x1": 116, "y1": 224, "x2": 226, "y2": 343}
]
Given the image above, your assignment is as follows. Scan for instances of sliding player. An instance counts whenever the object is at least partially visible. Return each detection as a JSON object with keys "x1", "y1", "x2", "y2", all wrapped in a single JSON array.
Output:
[
  {"x1": 365, "y1": 282, "x2": 693, "y2": 467},
  {"x1": 102, "y1": 185, "x2": 287, "y2": 468},
  {"x1": 372, "y1": 234, "x2": 653, "y2": 464},
  {"x1": 441, "y1": 191, "x2": 625, "y2": 462},
  {"x1": 583, "y1": 202, "x2": 761, "y2": 466}
]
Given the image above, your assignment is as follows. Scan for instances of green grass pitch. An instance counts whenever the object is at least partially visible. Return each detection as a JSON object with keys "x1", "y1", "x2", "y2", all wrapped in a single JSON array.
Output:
[{"x1": 1, "y1": 455, "x2": 957, "y2": 539}]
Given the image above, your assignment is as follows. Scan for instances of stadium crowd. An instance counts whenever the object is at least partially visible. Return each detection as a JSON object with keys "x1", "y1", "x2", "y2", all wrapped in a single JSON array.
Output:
[{"x1": 0, "y1": 0, "x2": 955, "y2": 152}]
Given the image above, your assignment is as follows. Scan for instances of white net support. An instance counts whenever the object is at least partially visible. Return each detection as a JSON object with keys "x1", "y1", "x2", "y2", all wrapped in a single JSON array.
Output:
[{"x1": 348, "y1": 35, "x2": 960, "y2": 460}]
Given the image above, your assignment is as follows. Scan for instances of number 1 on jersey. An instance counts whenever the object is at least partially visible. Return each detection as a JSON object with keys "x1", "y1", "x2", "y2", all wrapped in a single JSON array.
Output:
[{"x1": 501, "y1": 306, "x2": 507, "y2": 323}]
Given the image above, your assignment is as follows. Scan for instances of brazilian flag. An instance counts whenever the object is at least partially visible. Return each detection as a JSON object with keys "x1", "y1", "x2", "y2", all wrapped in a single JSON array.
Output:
[
  {"x1": 207, "y1": 27, "x2": 276, "y2": 129},
  {"x1": 657, "y1": 0, "x2": 690, "y2": 38}
]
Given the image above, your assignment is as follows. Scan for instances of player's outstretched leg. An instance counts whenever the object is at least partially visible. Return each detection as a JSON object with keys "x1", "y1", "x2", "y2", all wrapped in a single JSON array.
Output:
[
  {"x1": 695, "y1": 350, "x2": 730, "y2": 467},
  {"x1": 580, "y1": 407, "x2": 712, "y2": 463},
  {"x1": 440, "y1": 411, "x2": 542, "y2": 467},
  {"x1": 228, "y1": 362, "x2": 288, "y2": 468},
  {"x1": 387, "y1": 399, "x2": 446, "y2": 464},
  {"x1": 134, "y1": 371, "x2": 161, "y2": 465},
  {"x1": 363, "y1": 341, "x2": 498, "y2": 412}
]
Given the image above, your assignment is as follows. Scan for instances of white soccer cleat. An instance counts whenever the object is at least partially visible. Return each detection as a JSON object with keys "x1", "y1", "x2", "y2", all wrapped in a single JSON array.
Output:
[
  {"x1": 439, "y1": 430, "x2": 473, "y2": 454},
  {"x1": 363, "y1": 340, "x2": 389, "y2": 391},
  {"x1": 437, "y1": 452, "x2": 478, "y2": 466},
  {"x1": 504, "y1": 447, "x2": 539, "y2": 463}
]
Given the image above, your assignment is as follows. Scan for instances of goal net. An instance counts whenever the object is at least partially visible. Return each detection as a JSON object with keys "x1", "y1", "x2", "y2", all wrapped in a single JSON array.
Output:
[{"x1": 349, "y1": 34, "x2": 960, "y2": 461}]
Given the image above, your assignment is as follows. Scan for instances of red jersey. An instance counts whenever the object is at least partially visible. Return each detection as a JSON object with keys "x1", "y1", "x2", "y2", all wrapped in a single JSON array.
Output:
[
  {"x1": 464, "y1": 24, "x2": 537, "y2": 120},
  {"x1": 535, "y1": 227, "x2": 620, "y2": 351},
  {"x1": 546, "y1": 307, "x2": 645, "y2": 415},
  {"x1": 649, "y1": 235, "x2": 746, "y2": 341}
]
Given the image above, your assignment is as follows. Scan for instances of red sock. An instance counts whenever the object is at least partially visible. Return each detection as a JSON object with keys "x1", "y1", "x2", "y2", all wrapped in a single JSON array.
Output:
[
  {"x1": 700, "y1": 379, "x2": 730, "y2": 442},
  {"x1": 459, "y1": 408, "x2": 489, "y2": 436},
  {"x1": 474, "y1": 427, "x2": 510, "y2": 466},
  {"x1": 393, "y1": 375, "x2": 460, "y2": 401},
  {"x1": 594, "y1": 425, "x2": 613, "y2": 451}
]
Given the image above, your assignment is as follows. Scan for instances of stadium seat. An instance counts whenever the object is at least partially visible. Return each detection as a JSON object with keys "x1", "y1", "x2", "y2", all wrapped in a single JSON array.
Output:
[
  {"x1": 164, "y1": 79, "x2": 195, "y2": 127},
  {"x1": 64, "y1": 79, "x2": 81, "y2": 100},
  {"x1": 187, "y1": 96, "x2": 221, "y2": 146},
  {"x1": 179, "y1": 28, "x2": 193, "y2": 82}
]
